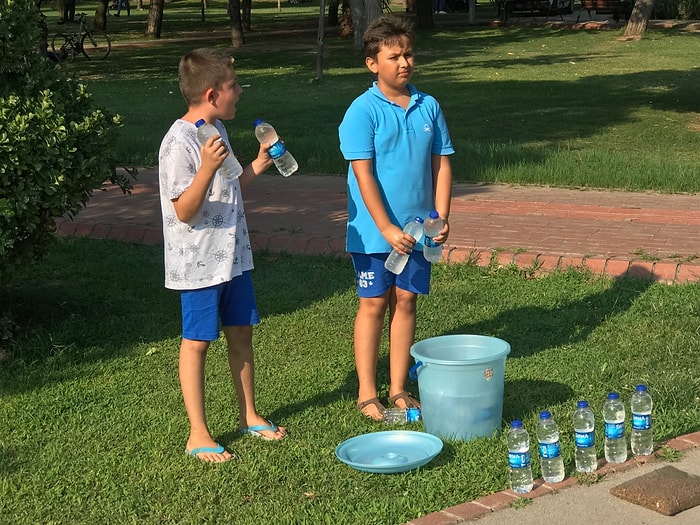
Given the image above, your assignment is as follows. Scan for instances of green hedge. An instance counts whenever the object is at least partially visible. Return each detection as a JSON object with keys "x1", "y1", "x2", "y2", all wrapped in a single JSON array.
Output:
[
  {"x1": 0, "y1": 1, "x2": 129, "y2": 281},
  {"x1": 653, "y1": 0, "x2": 700, "y2": 18}
]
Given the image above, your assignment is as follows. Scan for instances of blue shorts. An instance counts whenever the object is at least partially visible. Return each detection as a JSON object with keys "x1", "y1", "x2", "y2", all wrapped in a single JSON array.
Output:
[
  {"x1": 351, "y1": 252, "x2": 431, "y2": 298},
  {"x1": 180, "y1": 271, "x2": 260, "y2": 341}
]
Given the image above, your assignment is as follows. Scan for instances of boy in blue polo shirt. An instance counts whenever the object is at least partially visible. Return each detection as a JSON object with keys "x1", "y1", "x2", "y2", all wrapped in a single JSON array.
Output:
[{"x1": 338, "y1": 15, "x2": 454, "y2": 421}]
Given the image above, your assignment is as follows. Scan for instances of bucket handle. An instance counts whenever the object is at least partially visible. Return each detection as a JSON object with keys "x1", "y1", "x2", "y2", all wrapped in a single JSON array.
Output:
[{"x1": 409, "y1": 360, "x2": 423, "y2": 381}]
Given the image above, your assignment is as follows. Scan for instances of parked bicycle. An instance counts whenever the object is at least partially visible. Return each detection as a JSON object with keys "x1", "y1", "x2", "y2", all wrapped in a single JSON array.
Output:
[{"x1": 51, "y1": 12, "x2": 111, "y2": 62}]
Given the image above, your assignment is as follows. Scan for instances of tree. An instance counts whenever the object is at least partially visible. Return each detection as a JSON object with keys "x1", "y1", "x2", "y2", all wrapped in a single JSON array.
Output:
[
  {"x1": 146, "y1": 0, "x2": 164, "y2": 38},
  {"x1": 0, "y1": 2, "x2": 130, "y2": 282},
  {"x1": 228, "y1": 0, "x2": 245, "y2": 47},
  {"x1": 622, "y1": 0, "x2": 656, "y2": 40},
  {"x1": 348, "y1": 0, "x2": 382, "y2": 49}
]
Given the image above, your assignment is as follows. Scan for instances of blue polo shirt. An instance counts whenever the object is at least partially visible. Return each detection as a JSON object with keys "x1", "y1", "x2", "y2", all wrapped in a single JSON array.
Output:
[{"x1": 339, "y1": 82, "x2": 454, "y2": 254}]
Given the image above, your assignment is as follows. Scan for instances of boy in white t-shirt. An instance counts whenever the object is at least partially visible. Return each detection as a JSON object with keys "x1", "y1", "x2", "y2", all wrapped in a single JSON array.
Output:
[{"x1": 158, "y1": 48, "x2": 286, "y2": 463}]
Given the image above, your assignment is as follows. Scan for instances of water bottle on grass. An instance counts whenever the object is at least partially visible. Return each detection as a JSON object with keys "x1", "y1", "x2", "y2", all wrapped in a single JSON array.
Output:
[
  {"x1": 603, "y1": 392, "x2": 627, "y2": 464},
  {"x1": 507, "y1": 420, "x2": 533, "y2": 494},
  {"x1": 631, "y1": 384, "x2": 653, "y2": 456},
  {"x1": 536, "y1": 411, "x2": 565, "y2": 483},
  {"x1": 573, "y1": 400, "x2": 597, "y2": 473}
]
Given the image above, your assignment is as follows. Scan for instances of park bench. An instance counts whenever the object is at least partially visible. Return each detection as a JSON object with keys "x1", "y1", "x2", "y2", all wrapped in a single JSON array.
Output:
[
  {"x1": 581, "y1": 0, "x2": 633, "y2": 21},
  {"x1": 497, "y1": 0, "x2": 574, "y2": 21}
]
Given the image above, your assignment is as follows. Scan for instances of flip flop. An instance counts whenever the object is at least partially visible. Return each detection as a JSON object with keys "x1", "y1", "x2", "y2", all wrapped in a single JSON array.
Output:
[
  {"x1": 240, "y1": 420, "x2": 285, "y2": 441},
  {"x1": 357, "y1": 397, "x2": 386, "y2": 421},
  {"x1": 388, "y1": 391, "x2": 421, "y2": 409},
  {"x1": 185, "y1": 443, "x2": 233, "y2": 463}
]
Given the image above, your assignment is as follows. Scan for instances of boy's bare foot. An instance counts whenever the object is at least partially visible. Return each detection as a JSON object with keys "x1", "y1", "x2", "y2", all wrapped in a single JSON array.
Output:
[{"x1": 357, "y1": 397, "x2": 386, "y2": 421}]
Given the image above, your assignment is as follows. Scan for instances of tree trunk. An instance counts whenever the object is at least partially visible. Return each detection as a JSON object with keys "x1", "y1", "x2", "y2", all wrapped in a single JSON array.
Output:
[
  {"x1": 328, "y1": 0, "x2": 340, "y2": 26},
  {"x1": 622, "y1": 0, "x2": 655, "y2": 40},
  {"x1": 348, "y1": 0, "x2": 382, "y2": 49},
  {"x1": 316, "y1": 0, "x2": 326, "y2": 80},
  {"x1": 228, "y1": 0, "x2": 245, "y2": 47},
  {"x1": 241, "y1": 0, "x2": 252, "y2": 31},
  {"x1": 146, "y1": 0, "x2": 164, "y2": 38},
  {"x1": 94, "y1": 0, "x2": 109, "y2": 30},
  {"x1": 414, "y1": 0, "x2": 434, "y2": 29}
]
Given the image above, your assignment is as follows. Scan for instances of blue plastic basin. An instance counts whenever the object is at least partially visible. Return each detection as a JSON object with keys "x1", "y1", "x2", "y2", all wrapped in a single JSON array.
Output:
[{"x1": 410, "y1": 335, "x2": 510, "y2": 442}]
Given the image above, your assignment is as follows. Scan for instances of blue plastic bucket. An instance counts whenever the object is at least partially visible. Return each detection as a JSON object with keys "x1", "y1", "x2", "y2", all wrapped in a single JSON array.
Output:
[{"x1": 409, "y1": 335, "x2": 510, "y2": 442}]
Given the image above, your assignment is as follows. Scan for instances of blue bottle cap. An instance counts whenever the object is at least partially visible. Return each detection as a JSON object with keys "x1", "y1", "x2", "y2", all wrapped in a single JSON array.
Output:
[
  {"x1": 511, "y1": 420, "x2": 523, "y2": 428},
  {"x1": 636, "y1": 384, "x2": 647, "y2": 392},
  {"x1": 195, "y1": 118, "x2": 206, "y2": 128},
  {"x1": 607, "y1": 392, "x2": 620, "y2": 400},
  {"x1": 253, "y1": 118, "x2": 263, "y2": 127},
  {"x1": 577, "y1": 400, "x2": 589, "y2": 408},
  {"x1": 414, "y1": 216, "x2": 424, "y2": 223},
  {"x1": 429, "y1": 210, "x2": 439, "y2": 219},
  {"x1": 539, "y1": 411, "x2": 551, "y2": 419}
]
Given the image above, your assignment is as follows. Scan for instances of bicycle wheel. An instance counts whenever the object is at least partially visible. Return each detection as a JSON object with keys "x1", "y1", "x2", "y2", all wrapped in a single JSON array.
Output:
[
  {"x1": 80, "y1": 29, "x2": 111, "y2": 60},
  {"x1": 50, "y1": 33, "x2": 74, "y2": 62}
]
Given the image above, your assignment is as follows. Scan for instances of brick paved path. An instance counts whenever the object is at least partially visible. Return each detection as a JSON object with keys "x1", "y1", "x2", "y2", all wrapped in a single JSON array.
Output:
[{"x1": 55, "y1": 169, "x2": 700, "y2": 283}]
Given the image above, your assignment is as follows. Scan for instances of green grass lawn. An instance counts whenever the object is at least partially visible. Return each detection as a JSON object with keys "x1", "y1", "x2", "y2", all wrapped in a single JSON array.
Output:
[
  {"x1": 41, "y1": 0, "x2": 700, "y2": 192},
  {"x1": 1, "y1": 238, "x2": 699, "y2": 524}
]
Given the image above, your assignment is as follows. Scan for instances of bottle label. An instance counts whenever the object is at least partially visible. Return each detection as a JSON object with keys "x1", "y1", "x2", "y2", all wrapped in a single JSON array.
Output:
[
  {"x1": 538, "y1": 441, "x2": 561, "y2": 459},
  {"x1": 508, "y1": 451, "x2": 530, "y2": 468},
  {"x1": 268, "y1": 140, "x2": 287, "y2": 160},
  {"x1": 605, "y1": 421, "x2": 625, "y2": 439},
  {"x1": 425, "y1": 237, "x2": 438, "y2": 248},
  {"x1": 406, "y1": 407, "x2": 422, "y2": 422},
  {"x1": 632, "y1": 413, "x2": 652, "y2": 431},
  {"x1": 575, "y1": 431, "x2": 595, "y2": 448}
]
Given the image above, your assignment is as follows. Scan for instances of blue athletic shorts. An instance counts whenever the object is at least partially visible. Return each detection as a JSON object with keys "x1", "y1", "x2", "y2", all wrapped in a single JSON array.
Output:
[
  {"x1": 351, "y1": 252, "x2": 431, "y2": 298},
  {"x1": 180, "y1": 271, "x2": 260, "y2": 341}
]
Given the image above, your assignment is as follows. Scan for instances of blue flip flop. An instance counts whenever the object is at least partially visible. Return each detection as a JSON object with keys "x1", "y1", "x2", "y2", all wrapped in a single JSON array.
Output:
[
  {"x1": 240, "y1": 420, "x2": 285, "y2": 441},
  {"x1": 185, "y1": 443, "x2": 233, "y2": 462}
]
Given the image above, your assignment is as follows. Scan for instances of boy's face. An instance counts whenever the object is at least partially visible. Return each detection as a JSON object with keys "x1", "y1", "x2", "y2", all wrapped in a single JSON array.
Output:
[
  {"x1": 366, "y1": 36, "x2": 414, "y2": 93},
  {"x1": 212, "y1": 70, "x2": 243, "y2": 120}
]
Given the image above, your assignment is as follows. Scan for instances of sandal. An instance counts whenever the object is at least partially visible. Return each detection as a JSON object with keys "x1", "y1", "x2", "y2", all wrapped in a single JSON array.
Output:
[
  {"x1": 388, "y1": 391, "x2": 421, "y2": 409},
  {"x1": 357, "y1": 397, "x2": 386, "y2": 421}
]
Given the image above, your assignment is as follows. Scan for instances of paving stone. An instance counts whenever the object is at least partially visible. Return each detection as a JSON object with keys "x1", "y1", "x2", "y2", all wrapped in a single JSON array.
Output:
[{"x1": 610, "y1": 465, "x2": 700, "y2": 516}]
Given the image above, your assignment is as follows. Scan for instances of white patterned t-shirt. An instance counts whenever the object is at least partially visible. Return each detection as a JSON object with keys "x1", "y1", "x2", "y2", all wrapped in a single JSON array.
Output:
[{"x1": 158, "y1": 119, "x2": 252, "y2": 290}]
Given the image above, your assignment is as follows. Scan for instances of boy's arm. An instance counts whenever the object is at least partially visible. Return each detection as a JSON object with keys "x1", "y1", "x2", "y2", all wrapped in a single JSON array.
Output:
[
  {"x1": 172, "y1": 135, "x2": 227, "y2": 223},
  {"x1": 431, "y1": 154, "x2": 453, "y2": 244},
  {"x1": 238, "y1": 142, "x2": 274, "y2": 189},
  {"x1": 351, "y1": 159, "x2": 416, "y2": 254}
]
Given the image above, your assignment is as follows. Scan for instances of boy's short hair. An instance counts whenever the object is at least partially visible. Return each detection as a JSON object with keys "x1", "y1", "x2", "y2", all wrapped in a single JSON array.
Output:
[
  {"x1": 363, "y1": 15, "x2": 416, "y2": 60},
  {"x1": 178, "y1": 48, "x2": 236, "y2": 107}
]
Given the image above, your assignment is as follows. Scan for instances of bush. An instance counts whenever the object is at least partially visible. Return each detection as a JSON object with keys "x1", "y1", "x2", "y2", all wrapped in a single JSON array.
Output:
[
  {"x1": 652, "y1": 0, "x2": 700, "y2": 19},
  {"x1": 0, "y1": 1, "x2": 130, "y2": 281}
]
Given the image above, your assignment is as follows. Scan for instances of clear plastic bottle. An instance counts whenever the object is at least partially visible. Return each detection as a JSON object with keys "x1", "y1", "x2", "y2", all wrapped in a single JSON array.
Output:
[
  {"x1": 422, "y1": 210, "x2": 443, "y2": 263},
  {"x1": 384, "y1": 217, "x2": 424, "y2": 275},
  {"x1": 603, "y1": 392, "x2": 628, "y2": 464},
  {"x1": 253, "y1": 119, "x2": 299, "y2": 177},
  {"x1": 194, "y1": 119, "x2": 241, "y2": 180},
  {"x1": 382, "y1": 407, "x2": 422, "y2": 424},
  {"x1": 536, "y1": 411, "x2": 565, "y2": 483},
  {"x1": 573, "y1": 400, "x2": 597, "y2": 473},
  {"x1": 631, "y1": 384, "x2": 654, "y2": 456},
  {"x1": 507, "y1": 420, "x2": 533, "y2": 494}
]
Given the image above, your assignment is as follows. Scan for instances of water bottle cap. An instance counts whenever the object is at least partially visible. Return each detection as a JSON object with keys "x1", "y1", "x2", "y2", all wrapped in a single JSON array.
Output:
[
  {"x1": 635, "y1": 384, "x2": 647, "y2": 392},
  {"x1": 577, "y1": 400, "x2": 589, "y2": 408},
  {"x1": 511, "y1": 420, "x2": 523, "y2": 428},
  {"x1": 607, "y1": 392, "x2": 620, "y2": 400},
  {"x1": 414, "y1": 216, "x2": 424, "y2": 223},
  {"x1": 253, "y1": 118, "x2": 263, "y2": 127},
  {"x1": 195, "y1": 118, "x2": 206, "y2": 128},
  {"x1": 539, "y1": 411, "x2": 551, "y2": 419},
  {"x1": 429, "y1": 210, "x2": 439, "y2": 219}
]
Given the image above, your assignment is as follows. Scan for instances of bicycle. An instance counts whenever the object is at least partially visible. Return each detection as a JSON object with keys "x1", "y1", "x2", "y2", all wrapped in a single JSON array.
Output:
[{"x1": 51, "y1": 12, "x2": 111, "y2": 62}]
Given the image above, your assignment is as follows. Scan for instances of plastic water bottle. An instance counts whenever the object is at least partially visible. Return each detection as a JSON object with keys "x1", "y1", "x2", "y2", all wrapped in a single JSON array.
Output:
[
  {"x1": 507, "y1": 420, "x2": 533, "y2": 494},
  {"x1": 536, "y1": 411, "x2": 565, "y2": 483},
  {"x1": 631, "y1": 384, "x2": 653, "y2": 456},
  {"x1": 253, "y1": 119, "x2": 298, "y2": 177},
  {"x1": 384, "y1": 217, "x2": 424, "y2": 275},
  {"x1": 573, "y1": 400, "x2": 597, "y2": 473},
  {"x1": 422, "y1": 210, "x2": 443, "y2": 263},
  {"x1": 382, "y1": 407, "x2": 422, "y2": 424},
  {"x1": 194, "y1": 119, "x2": 241, "y2": 180},
  {"x1": 603, "y1": 392, "x2": 628, "y2": 464}
]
